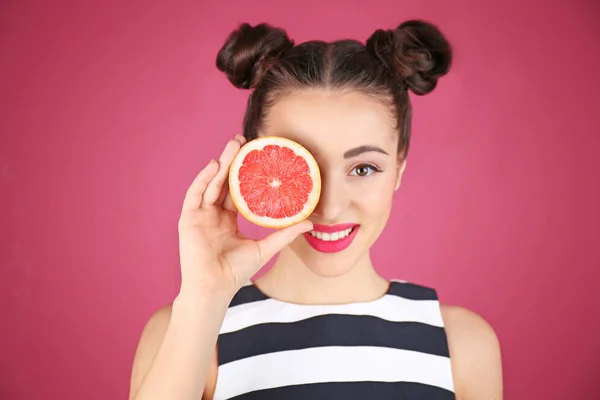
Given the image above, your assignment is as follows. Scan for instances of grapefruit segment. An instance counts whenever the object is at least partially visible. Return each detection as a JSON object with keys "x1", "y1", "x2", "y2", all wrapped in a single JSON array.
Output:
[{"x1": 229, "y1": 136, "x2": 321, "y2": 228}]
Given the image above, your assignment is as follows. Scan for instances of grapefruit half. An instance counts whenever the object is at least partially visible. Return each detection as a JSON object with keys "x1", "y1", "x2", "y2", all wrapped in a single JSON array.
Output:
[{"x1": 229, "y1": 136, "x2": 321, "y2": 228}]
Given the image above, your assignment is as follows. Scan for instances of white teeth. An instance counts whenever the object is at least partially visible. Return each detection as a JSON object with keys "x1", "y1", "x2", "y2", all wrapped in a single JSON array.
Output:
[{"x1": 309, "y1": 227, "x2": 354, "y2": 241}]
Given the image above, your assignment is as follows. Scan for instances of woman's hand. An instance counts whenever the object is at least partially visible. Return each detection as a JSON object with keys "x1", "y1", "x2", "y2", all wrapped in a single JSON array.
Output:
[{"x1": 177, "y1": 134, "x2": 313, "y2": 299}]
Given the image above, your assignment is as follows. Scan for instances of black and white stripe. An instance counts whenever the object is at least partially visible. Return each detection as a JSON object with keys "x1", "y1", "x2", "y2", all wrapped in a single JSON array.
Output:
[
  {"x1": 214, "y1": 280, "x2": 455, "y2": 400},
  {"x1": 223, "y1": 381, "x2": 455, "y2": 400}
]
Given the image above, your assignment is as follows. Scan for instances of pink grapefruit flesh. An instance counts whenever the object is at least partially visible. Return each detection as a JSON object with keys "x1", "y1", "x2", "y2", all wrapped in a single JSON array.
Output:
[{"x1": 229, "y1": 136, "x2": 321, "y2": 228}]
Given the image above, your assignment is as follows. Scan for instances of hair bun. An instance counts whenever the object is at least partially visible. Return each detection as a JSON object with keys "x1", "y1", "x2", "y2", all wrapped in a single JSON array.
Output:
[
  {"x1": 366, "y1": 20, "x2": 452, "y2": 95},
  {"x1": 216, "y1": 23, "x2": 294, "y2": 89}
]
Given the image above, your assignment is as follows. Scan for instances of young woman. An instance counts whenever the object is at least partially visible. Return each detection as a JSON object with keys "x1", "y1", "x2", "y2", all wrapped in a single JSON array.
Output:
[{"x1": 129, "y1": 20, "x2": 503, "y2": 400}]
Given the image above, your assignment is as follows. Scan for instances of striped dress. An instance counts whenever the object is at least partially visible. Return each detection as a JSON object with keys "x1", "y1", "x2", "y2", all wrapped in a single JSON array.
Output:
[{"x1": 213, "y1": 280, "x2": 455, "y2": 399}]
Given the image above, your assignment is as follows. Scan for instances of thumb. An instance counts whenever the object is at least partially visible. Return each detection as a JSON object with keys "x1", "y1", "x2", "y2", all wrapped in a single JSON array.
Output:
[{"x1": 256, "y1": 220, "x2": 313, "y2": 265}]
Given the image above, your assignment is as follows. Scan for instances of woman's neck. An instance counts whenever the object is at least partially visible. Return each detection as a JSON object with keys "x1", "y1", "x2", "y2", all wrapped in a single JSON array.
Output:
[{"x1": 254, "y1": 248, "x2": 389, "y2": 305}]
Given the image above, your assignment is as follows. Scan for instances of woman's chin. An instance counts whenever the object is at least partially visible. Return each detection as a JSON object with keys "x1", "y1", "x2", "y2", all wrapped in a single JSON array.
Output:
[{"x1": 292, "y1": 247, "x2": 362, "y2": 278}]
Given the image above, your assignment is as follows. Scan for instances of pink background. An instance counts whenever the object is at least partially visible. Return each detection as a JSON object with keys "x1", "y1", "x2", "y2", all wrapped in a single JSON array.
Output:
[{"x1": 2, "y1": 1, "x2": 599, "y2": 399}]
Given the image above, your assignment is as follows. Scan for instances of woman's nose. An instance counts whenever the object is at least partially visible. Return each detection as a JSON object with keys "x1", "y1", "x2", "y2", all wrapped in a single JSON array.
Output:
[{"x1": 311, "y1": 172, "x2": 347, "y2": 222}]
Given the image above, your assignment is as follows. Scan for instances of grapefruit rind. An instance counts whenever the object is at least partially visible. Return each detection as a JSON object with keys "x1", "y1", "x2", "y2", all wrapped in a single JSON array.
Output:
[{"x1": 229, "y1": 136, "x2": 321, "y2": 229}]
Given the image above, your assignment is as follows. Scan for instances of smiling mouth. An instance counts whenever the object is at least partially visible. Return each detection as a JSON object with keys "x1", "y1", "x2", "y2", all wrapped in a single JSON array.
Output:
[
  {"x1": 303, "y1": 224, "x2": 360, "y2": 253},
  {"x1": 307, "y1": 227, "x2": 356, "y2": 242}
]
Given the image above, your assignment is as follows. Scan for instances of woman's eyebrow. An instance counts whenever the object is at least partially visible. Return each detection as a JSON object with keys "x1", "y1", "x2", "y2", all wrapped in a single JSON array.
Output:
[{"x1": 343, "y1": 145, "x2": 389, "y2": 159}]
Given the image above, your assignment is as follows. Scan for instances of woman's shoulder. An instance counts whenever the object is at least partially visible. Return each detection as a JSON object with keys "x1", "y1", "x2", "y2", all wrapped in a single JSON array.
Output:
[
  {"x1": 439, "y1": 303, "x2": 503, "y2": 398},
  {"x1": 390, "y1": 278, "x2": 503, "y2": 398},
  {"x1": 439, "y1": 304, "x2": 495, "y2": 333},
  {"x1": 129, "y1": 304, "x2": 173, "y2": 399},
  {"x1": 439, "y1": 304, "x2": 499, "y2": 352}
]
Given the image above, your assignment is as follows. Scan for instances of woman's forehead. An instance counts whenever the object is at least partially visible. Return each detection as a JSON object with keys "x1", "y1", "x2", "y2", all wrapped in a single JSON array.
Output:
[{"x1": 262, "y1": 89, "x2": 398, "y2": 157}]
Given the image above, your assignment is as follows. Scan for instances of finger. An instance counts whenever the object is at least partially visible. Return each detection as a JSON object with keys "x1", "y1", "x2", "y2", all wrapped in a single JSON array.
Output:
[
  {"x1": 234, "y1": 134, "x2": 247, "y2": 146},
  {"x1": 216, "y1": 135, "x2": 247, "y2": 205},
  {"x1": 256, "y1": 220, "x2": 314, "y2": 265},
  {"x1": 216, "y1": 176, "x2": 231, "y2": 206},
  {"x1": 222, "y1": 190, "x2": 237, "y2": 212},
  {"x1": 181, "y1": 160, "x2": 219, "y2": 212},
  {"x1": 202, "y1": 139, "x2": 241, "y2": 207}
]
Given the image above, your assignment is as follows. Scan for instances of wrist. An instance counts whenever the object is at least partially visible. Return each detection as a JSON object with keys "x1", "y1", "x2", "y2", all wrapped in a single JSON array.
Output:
[{"x1": 175, "y1": 282, "x2": 234, "y2": 311}]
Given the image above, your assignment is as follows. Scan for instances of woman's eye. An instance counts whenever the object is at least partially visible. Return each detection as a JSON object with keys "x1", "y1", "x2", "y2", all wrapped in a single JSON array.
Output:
[{"x1": 350, "y1": 164, "x2": 379, "y2": 177}]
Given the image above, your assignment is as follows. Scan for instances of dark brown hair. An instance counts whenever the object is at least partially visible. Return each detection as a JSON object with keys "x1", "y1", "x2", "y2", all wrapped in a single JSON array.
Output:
[{"x1": 216, "y1": 20, "x2": 452, "y2": 159}]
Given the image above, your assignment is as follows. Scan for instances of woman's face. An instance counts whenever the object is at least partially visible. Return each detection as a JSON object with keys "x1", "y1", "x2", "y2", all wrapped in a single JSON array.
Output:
[{"x1": 261, "y1": 89, "x2": 406, "y2": 277}]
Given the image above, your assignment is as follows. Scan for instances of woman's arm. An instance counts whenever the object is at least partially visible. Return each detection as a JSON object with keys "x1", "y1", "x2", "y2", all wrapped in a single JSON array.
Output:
[
  {"x1": 128, "y1": 291, "x2": 229, "y2": 400},
  {"x1": 441, "y1": 305, "x2": 503, "y2": 400},
  {"x1": 128, "y1": 134, "x2": 311, "y2": 400}
]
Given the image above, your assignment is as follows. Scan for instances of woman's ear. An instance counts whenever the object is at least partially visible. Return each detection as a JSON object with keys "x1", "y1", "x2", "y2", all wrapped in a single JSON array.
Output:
[{"x1": 395, "y1": 160, "x2": 407, "y2": 191}]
